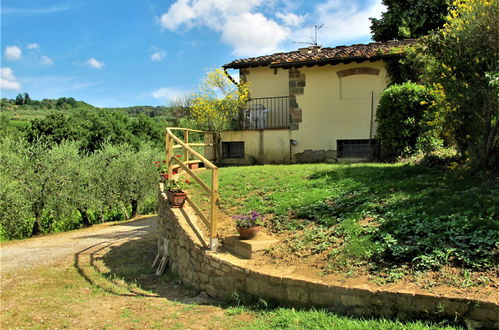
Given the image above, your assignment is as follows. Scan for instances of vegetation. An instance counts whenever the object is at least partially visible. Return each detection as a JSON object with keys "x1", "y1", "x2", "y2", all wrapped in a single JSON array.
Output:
[
  {"x1": 191, "y1": 68, "x2": 249, "y2": 162},
  {"x1": 376, "y1": 82, "x2": 440, "y2": 159},
  {"x1": 372, "y1": 0, "x2": 498, "y2": 170},
  {"x1": 0, "y1": 137, "x2": 161, "y2": 240},
  {"x1": 420, "y1": 0, "x2": 499, "y2": 169},
  {"x1": 193, "y1": 164, "x2": 497, "y2": 273},
  {"x1": 370, "y1": 0, "x2": 449, "y2": 41},
  {"x1": 0, "y1": 101, "x2": 166, "y2": 240},
  {"x1": 27, "y1": 110, "x2": 164, "y2": 151}
]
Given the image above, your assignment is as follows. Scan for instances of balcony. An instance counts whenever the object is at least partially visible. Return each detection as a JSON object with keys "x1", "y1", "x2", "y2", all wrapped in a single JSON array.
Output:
[{"x1": 241, "y1": 96, "x2": 290, "y2": 129}]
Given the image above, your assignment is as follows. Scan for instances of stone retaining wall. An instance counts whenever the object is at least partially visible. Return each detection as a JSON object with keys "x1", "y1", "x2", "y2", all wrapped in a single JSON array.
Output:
[{"x1": 157, "y1": 190, "x2": 498, "y2": 328}]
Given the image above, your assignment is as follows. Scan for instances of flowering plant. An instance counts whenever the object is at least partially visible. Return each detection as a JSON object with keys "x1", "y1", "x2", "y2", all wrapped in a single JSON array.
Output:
[
  {"x1": 164, "y1": 176, "x2": 191, "y2": 193},
  {"x1": 154, "y1": 160, "x2": 168, "y2": 174},
  {"x1": 232, "y1": 211, "x2": 263, "y2": 228}
]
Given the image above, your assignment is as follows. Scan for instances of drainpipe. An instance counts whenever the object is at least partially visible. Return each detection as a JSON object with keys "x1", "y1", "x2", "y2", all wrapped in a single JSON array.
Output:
[
  {"x1": 369, "y1": 91, "x2": 374, "y2": 157},
  {"x1": 290, "y1": 139, "x2": 298, "y2": 164}
]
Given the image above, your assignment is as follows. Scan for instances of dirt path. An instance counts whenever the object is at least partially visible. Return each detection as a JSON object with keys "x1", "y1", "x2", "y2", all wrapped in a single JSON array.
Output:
[
  {"x1": 0, "y1": 216, "x2": 156, "y2": 282},
  {"x1": 0, "y1": 216, "x2": 257, "y2": 329}
]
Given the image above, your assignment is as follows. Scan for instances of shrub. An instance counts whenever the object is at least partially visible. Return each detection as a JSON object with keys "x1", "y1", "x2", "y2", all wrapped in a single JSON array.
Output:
[
  {"x1": 421, "y1": 0, "x2": 499, "y2": 170},
  {"x1": 376, "y1": 82, "x2": 441, "y2": 160}
]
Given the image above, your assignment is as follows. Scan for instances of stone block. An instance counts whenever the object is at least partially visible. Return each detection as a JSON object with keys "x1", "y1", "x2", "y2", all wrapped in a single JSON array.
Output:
[
  {"x1": 210, "y1": 260, "x2": 221, "y2": 269},
  {"x1": 245, "y1": 278, "x2": 259, "y2": 295},
  {"x1": 340, "y1": 294, "x2": 365, "y2": 307},
  {"x1": 289, "y1": 108, "x2": 302, "y2": 123},
  {"x1": 224, "y1": 234, "x2": 279, "y2": 259},
  {"x1": 286, "y1": 285, "x2": 309, "y2": 304},
  {"x1": 198, "y1": 272, "x2": 209, "y2": 283},
  {"x1": 221, "y1": 264, "x2": 232, "y2": 274},
  {"x1": 205, "y1": 284, "x2": 217, "y2": 298},
  {"x1": 309, "y1": 285, "x2": 340, "y2": 306}
]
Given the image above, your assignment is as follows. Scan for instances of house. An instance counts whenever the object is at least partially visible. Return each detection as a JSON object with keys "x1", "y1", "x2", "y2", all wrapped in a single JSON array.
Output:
[{"x1": 220, "y1": 39, "x2": 416, "y2": 165}]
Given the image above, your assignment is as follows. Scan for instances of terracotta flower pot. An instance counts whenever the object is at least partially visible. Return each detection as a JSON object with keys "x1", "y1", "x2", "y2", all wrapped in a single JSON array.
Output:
[
  {"x1": 189, "y1": 163, "x2": 199, "y2": 170},
  {"x1": 236, "y1": 225, "x2": 261, "y2": 240},
  {"x1": 167, "y1": 190, "x2": 187, "y2": 208}
]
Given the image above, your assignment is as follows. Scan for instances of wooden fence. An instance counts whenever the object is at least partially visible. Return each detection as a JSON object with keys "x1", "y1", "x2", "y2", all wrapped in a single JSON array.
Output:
[{"x1": 165, "y1": 127, "x2": 219, "y2": 250}]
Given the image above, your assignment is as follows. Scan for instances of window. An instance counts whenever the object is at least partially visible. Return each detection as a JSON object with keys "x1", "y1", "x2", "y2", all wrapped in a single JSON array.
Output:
[
  {"x1": 337, "y1": 139, "x2": 375, "y2": 158},
  {"x1": 222, "y1": 142, "x2": 244, "y2": 158}
]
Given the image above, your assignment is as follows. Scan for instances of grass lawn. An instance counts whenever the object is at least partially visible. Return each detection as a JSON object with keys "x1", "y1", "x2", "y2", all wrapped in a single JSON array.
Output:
[
  {"x1": 191, "y1": 163, "x2": 497, "y2": 282},
  {"x1": 1, "y1": 230, "x2": 465, "y2": 329}
]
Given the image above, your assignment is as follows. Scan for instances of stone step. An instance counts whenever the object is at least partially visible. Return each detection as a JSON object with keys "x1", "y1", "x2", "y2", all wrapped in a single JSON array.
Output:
[{"x1": 224, "y1": 232, "x2": 279, "y2": 259}]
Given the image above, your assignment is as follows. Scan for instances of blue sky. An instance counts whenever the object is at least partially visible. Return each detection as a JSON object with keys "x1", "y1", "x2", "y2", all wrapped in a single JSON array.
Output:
[{"x1": 1, "y1": 0, "x2": 385, "y2": 107}]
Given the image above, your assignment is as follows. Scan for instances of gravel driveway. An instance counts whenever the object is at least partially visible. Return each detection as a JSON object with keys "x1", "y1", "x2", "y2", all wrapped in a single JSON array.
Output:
[{"x1": 0, "y1": 216, "x2": 157, "y2": 280}]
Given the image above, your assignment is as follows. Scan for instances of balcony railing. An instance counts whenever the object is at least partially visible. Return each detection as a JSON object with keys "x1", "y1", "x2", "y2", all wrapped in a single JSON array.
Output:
[{"x1": 241, "y1": 96, "x2": 290, "y2": 129}]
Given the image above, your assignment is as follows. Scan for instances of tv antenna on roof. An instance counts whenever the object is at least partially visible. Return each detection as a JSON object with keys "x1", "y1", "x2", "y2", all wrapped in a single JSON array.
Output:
[{"x1": 293, "y1": 24, "x2": 324, "y2": 46}]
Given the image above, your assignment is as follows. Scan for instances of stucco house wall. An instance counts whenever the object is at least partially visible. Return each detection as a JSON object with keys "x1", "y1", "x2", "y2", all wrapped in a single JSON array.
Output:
[
  {"x1": 222, "y1": 61, "x2": 387, "y2": 164},
  {"x1": 221, "y1": 40, "x2": 415, "y2": 164}
]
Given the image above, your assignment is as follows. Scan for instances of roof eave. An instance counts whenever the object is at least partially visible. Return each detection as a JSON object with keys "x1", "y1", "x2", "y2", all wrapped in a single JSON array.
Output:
[{"x1": 223, "y1": 53, "x2": 404, "y2": 70}]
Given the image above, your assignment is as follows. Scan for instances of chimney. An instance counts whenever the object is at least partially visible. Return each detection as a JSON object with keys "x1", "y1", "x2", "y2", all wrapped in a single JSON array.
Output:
[{"x1": 299, "y1": 46, "x2": 322, "y2": 55}]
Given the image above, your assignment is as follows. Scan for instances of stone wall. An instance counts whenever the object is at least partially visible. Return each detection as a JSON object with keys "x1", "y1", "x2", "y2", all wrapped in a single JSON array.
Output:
[{"x1": 157, "y1": 189, "x2": 498, "y2": 328}]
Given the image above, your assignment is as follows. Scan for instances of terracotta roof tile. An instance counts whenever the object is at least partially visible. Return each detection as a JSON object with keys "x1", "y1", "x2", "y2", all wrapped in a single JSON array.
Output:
[{"x1": 224, "y1": 39, "x2": 417, "y2": 69}]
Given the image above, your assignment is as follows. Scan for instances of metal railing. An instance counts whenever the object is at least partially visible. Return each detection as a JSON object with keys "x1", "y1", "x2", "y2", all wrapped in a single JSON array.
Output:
[
  {"x1": 242, "y1": 96, "x2": 290, "y2": 129},
  {"x1": 164, "y1": 127, "x2": 219, "y2": 250}
]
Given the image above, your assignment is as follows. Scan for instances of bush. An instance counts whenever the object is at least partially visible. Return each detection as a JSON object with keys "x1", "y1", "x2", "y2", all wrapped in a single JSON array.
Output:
[
  {"x1": 376, "y1": 82, "x2": 440, "y2": 160},
  {"x1": 421, "y1": 0, "x2": 499, "y2": 170}
]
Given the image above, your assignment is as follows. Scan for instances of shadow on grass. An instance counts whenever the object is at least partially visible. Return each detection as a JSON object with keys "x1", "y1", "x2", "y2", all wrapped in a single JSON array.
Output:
[{"x1": 299, "y1": 164, "x2": 497, "y2": 269}]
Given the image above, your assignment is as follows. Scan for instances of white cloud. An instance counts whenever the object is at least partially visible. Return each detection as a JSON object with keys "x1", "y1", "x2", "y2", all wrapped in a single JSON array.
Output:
[
  {"x1": 160, "y1": 0, "x2": 263, "y2": 31},
  {"x1": 2, "y1": 4, "x2": 81, "y2": 15},
  {"x1": 159, "y1": 0, "x2": 385, "y2": 56},
  {"x1": 150, "y1": 48, "x2": 166, "y2": 61},
  {"x1": 0, "y1": 67, "x2": 21, "y2": 91},
  {"x1": 222, "y1": 13, "x2": 289, "y2": 56},
  {"x1": 151, "y1": 87, "x2": 188, "y2": 102},
  {"x1": 27, "y1": 43, "x2": 40, "y2": 49},
  {"x1": 276, "y1": 12, "x2": 306, "y2": 27},
  {"x1": 4, "y1": 46, "x2": 22, "y2": 60},
  {"x1": 40, "y1": 55, "x2": 54, "y2": 65},
  {"x1": 86, "y1": 57, "x2": 104, "y2": 69},
  {"x1": 309, "y1": 0, "x2": 384, "y2": 45}
]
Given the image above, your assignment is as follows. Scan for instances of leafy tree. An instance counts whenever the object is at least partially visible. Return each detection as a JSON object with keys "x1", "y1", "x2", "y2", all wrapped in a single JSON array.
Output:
[
  {"x1": 27, "y1": 113, "x2": 79, "y2": 145},
  {"x1": 370, "y1": 0, "x2": 449, "y2": 41},
  {"x1": 64, "y1": 152, "x2": 101, "y2": 227},
  {"x1": 421, "y1": 0, "x2": 499, "y2": 169},
  {"x1": 191, "y1": 68, "x2": 249, "y2": 162},
  {"x1": 15, "y1": 93, "x2": 24, "y2": 105},
  {"x1": 0, "y1": 137, "x2": 32, "y2": 239},
  {"x1": 23, "y1": 93, "x2": 31, "y2": 105},
  {"x1": 95, "y1": 143, "x2": 159, "y2": 218}
]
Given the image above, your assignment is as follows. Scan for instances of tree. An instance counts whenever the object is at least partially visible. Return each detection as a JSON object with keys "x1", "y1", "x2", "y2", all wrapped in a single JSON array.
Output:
[
  {"x1": 168, "y1": 94, "x2": 193, "y2": 126},
  {"x1": 191, "y1": 68, "x2": 249, "y2": 163},
  {"x1": 15, "y1": 93, "x2": 24, "y2": 105},
  {"x1": 95, "y1": 143, "x2": 159, "y2": 219},
  {"x1": 421, "y1": 0, "x2": 499, "y2": 169},
  {"x1": 23, "y1": 93, "x2": 31, "y2": 105},
  {"x1": 370, "y1": 0, "x2": 449, "y2": 41}
]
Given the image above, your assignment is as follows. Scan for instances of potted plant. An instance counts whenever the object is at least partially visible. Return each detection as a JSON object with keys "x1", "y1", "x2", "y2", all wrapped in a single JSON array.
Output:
[
  {"x1": 233, "y1": 211, "x2": 263, "y2": 240},
  {"x1": 164, "y1": 177, "x2": 191, "y2": 208}
]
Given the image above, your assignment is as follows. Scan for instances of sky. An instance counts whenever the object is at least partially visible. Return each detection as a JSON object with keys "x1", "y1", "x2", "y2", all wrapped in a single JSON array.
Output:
[{"x1": 1, "y1": 0, "x2": 385, "y2": 107}]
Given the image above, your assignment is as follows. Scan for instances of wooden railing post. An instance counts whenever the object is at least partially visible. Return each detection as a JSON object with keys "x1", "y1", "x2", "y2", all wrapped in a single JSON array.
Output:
[
  {"x1": 184, "y1": 130, "x2": 189, "y2": 163},
  {"x1": 210, "y1": 168, "x2": 219, "y2": 250},
  {"x1": 166, "y1": 132, "x2": 173, "y2": 179}
]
